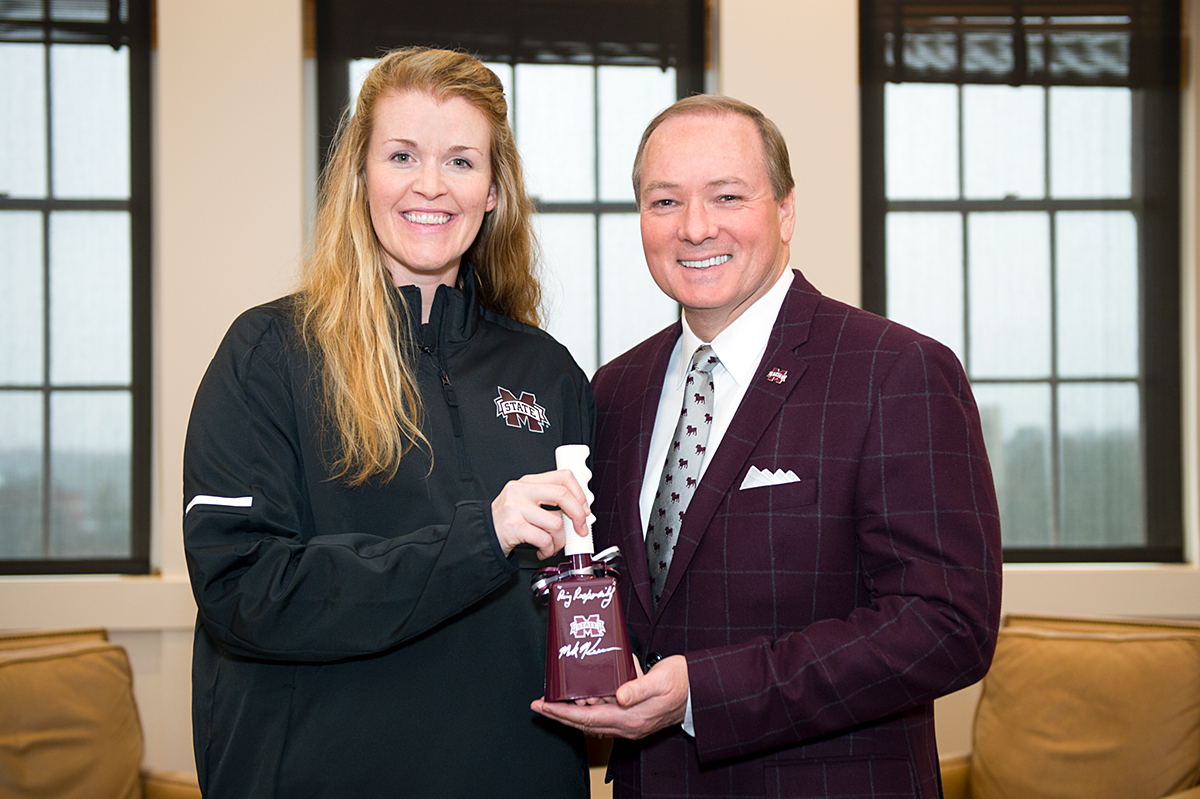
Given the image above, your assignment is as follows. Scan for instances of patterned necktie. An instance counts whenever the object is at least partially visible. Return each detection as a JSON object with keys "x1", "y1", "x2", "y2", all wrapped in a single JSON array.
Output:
[{"x1": 645, "y1": 345, "x2": 720, "y2": 606}]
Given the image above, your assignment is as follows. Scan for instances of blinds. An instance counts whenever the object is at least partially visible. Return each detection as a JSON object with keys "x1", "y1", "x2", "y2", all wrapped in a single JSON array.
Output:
[
  {"x1": 317, "y1": 0, "x2": 704, "y2": 70},
  {"x1": 0, "y1": 0, "x2": 130, "y2": 45},
  {"x1": 862, "y1": 1, "x2": 1179, "y2": 87}
]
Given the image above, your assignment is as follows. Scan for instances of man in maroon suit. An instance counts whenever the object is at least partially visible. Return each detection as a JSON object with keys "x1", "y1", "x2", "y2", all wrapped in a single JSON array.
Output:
[{"x1": 533, "y1": 95, "x2": 1002, "y2": 798}]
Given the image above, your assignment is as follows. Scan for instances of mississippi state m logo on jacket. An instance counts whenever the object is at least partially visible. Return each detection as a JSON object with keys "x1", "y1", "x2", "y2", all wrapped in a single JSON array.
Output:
[{"x1": 494, "y1": 387, "x2": 549, "y2": 432}]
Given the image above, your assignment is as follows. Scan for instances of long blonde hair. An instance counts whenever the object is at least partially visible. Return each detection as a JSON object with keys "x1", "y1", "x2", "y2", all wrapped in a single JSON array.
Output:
[{"x1": 298, "y1": 47, "x2": 540, "y2": 485}]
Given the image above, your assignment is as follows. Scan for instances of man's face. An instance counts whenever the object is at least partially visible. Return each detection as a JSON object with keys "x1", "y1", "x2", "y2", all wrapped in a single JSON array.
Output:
[{"x1": 638, "y1": 112, "x2": 795, "y2": 341}]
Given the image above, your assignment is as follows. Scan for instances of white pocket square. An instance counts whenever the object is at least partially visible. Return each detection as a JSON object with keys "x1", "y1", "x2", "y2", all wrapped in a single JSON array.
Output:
[{"x1": 739, "y1": 466, "x2": 801, "y2": 490}]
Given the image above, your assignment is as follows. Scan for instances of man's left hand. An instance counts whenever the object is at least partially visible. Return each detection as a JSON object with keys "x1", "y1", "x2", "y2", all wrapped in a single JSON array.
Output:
[{"x1": 530, "y1": 655, "x2": 689, "y2": 739}]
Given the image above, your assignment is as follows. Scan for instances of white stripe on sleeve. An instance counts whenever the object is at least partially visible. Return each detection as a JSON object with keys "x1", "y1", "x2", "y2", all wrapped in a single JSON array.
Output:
[{"x1": 186, "y1": 495, "x2": 253, "y2": 515}]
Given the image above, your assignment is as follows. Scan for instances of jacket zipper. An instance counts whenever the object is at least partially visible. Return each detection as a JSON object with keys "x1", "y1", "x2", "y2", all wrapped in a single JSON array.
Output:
[{"x1": 421, "y1": 345, "x2": 472, "y2": 481}]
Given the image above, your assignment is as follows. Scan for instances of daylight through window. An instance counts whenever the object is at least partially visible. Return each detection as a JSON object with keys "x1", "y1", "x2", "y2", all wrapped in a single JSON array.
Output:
[
  {"x1": 861, "y1": 1, "x2": 1182, "y2": 561},
  {"x1": 0, "y1": 0, "x2": 152, "y2": 574}
]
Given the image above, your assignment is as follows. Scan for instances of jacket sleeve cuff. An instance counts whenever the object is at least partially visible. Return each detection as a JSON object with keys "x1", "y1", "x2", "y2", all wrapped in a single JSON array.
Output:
[{"x1": 476, "y1": 499, "x2": 517, "y2": 570}]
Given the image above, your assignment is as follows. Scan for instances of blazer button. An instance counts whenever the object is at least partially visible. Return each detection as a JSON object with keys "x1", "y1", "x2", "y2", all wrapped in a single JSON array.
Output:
[{"x1": 645, "y1": 652, "x2": 664, "y2": 669}]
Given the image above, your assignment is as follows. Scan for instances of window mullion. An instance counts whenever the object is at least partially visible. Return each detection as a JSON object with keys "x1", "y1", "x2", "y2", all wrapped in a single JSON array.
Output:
[
  {"x1": 594, "y1": 65, "x2": 604, "y2": 371},
  {"x1": 957, "y1": 80, "x2": 969, "y2": 377},
  {"x1": 40, "y1": 227, "x2": 51, "y2": 558},
  {"x1": 1048, "y1": 209, "x2": 1062, "y2": 547},
  {"x1": 41, "y1": 37, "x2": 52, "y2": 557},
  {"x1": 1044, "y1": 85, "x2": 1063, "y2": 547}
]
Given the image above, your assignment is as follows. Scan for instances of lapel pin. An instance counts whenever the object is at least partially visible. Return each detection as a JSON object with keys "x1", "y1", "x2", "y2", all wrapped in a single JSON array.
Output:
[{"x1": 767, "y1": 367, "x2": 788, "y2": 384}]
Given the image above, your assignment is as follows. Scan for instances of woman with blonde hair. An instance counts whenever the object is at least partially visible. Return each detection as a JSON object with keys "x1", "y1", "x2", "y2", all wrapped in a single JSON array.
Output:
[{"x1": 184, "y1": 48, "x2": 592, "y2": 797}]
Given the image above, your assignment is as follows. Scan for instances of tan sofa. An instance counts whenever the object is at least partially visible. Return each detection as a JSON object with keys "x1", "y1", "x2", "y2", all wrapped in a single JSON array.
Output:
[
  {"x1": 941, "y1": 614, "x2": 1200, "y2": 799},
  {"x1": 0, "y1": 628, "x2": 201, "y2": 799}
]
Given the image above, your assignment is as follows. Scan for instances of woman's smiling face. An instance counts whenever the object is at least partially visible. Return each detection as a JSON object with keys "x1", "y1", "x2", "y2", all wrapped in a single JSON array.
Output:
[{"x1": 365, "y1": 90, "x2": 497, "y2": 289}]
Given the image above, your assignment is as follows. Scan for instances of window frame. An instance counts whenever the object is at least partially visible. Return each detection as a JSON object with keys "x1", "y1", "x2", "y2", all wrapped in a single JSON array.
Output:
[
  {"x1": 859, "y1": 1, "x2": 1183, "y2": 563},
  {"x1": 0, "y1": 0, "x2": 153, "y2": 575}
]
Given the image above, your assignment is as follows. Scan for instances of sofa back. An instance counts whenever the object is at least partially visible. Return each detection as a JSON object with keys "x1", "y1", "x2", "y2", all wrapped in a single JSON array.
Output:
[{"x1": 0, "y1": 628, "x2": 145, "y2": 799}]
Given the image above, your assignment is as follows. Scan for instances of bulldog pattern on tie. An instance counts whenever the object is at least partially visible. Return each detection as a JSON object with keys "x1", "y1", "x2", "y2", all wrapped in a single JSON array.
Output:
[{"x1": 645, "y1": 345, "x2": 720, "y2": 606}]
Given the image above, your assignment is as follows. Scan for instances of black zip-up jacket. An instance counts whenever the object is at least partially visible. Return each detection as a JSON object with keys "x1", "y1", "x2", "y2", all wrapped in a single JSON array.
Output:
[{"x1": 183, "y1": 265, "x2": 593, "y2": 798}]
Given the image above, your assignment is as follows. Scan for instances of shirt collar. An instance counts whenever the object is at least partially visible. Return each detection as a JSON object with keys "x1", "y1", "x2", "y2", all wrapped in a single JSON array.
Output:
[{"x1": 674, "y1": 264, "x2": 794, "y2": 389}]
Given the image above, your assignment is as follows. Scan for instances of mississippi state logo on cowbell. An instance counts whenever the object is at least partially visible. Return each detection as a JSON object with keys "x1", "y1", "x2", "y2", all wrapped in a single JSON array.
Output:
[
  {"x1": 570, "y1": 614, "x2": 606, "y2": 639},
  {"x1": 494, "y1": 386, "x2": 550, "y2": 432}
]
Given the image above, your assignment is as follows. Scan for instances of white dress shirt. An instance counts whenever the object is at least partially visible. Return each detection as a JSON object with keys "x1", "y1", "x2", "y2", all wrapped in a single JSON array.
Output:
[
  {"x1": 636, "y1": 265, "x2": 794, "y2": 737},
  {"x1": 638, "y1": 266, "x2": 795, "y2": 532}
]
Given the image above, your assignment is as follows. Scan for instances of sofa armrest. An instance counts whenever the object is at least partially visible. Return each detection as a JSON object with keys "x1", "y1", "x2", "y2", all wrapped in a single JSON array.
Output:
[
  {"x1": 940, "y1": 753, "x2": 970, "y2": 799},
  {"x1": 1166, "y1": 786, "x2": 1200, "y2": 799},
  {"x1": 141, "y1": 769, "x2": 202, "y2": 799}
]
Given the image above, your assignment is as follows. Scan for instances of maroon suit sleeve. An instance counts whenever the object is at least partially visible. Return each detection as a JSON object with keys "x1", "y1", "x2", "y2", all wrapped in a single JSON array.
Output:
[{"x1": 685, "y1": 337, "x2": 1002, "y2": 762}]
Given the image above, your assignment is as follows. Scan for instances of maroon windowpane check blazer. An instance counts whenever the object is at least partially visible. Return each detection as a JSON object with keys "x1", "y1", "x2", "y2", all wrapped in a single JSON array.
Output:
[{"x1": 590, "y1": 270, "x2": 1003, "y2": 799}]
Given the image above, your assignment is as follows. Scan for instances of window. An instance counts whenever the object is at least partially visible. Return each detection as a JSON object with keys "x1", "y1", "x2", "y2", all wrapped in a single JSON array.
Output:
[
  {"x1": 315, "y1": 0, "x2": 707, "y2": 374},
  {"x1": 861, "y1": 1, "x2": 1181, "y2": 561},
  {"x1": 0, "y1": 0, "x2": 152, "y2": 574}
]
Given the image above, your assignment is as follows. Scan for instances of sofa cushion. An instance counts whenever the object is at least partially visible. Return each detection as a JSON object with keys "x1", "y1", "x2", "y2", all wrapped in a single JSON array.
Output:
[
  {"x1": 142, "y1": 769, "x2": 203, "y2": 799},
  {"x1": 0, "y1": 636, "x2": 144, "y2": 799},
  {"x1": 969, "y1": 624, "x2": 1200, "y2": 799}
]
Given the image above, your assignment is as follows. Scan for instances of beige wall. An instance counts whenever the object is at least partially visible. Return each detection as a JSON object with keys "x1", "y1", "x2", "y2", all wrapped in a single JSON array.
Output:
[
  {"x1": 720, "y1": 0, "x2": 862, "y2": 306},
  {"x1": 0, "y1": 0, "x2": 1197, "y2": 774}
]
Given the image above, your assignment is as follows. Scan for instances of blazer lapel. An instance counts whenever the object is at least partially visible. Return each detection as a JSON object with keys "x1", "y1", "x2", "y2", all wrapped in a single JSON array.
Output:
[{"x1": 656, "y1": 272, "x2": 819, "y2": 609}]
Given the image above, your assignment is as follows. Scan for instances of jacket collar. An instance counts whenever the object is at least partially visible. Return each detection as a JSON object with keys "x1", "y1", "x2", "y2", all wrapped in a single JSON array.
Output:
[
  {"x1": 644, "y1": 269, "x2": 819, "y2": 618},
  {"x1": 395, "y1": 262, "x2": 483, "y2": 349}
]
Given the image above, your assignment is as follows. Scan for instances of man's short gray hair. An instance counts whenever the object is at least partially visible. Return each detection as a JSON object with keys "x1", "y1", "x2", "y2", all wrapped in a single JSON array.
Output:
[{"x1": 631, "y1": 94, "x2": 795, "y2": 204}]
